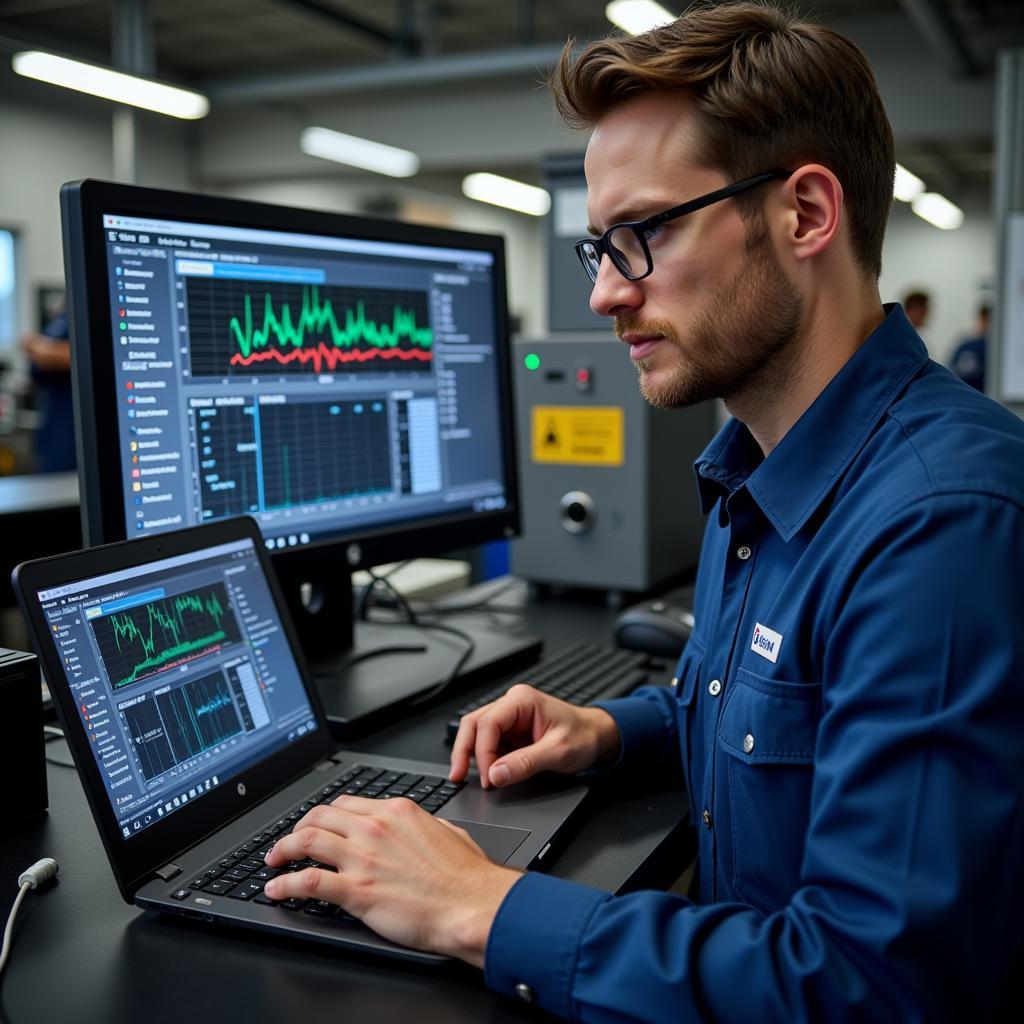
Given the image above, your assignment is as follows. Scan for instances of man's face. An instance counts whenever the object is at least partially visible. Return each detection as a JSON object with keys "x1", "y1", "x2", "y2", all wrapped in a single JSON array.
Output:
[{"x1": 583, "y1": 93, "x2": 802, "y2": 409}]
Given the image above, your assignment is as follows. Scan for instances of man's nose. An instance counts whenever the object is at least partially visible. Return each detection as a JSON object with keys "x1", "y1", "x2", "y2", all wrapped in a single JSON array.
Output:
[{"x1": 589, "y1": 257, "x2": 643, "y2": 319}]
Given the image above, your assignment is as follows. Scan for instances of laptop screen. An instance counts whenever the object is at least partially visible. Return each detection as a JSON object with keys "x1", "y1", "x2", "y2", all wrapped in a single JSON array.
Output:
[{"x1": 36, "y1": 536, "x2": 319, "y2": 842}]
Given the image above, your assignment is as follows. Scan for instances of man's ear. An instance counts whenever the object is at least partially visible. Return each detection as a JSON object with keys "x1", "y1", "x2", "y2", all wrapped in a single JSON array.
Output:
[{"x1": 780, "y1": 164, "x2": 843, "y2": 263}]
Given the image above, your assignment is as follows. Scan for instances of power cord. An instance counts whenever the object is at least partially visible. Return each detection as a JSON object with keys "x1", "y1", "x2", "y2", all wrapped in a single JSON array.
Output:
[
  {"x1": 0, "y1": 859, "x2": 59, "y2": 981},
  {"x1": 360, "y1": 572, "x2": 477, "y2": 706}
]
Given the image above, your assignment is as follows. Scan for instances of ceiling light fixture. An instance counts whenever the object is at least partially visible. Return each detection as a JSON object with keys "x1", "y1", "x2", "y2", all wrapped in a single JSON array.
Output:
[
  {"x1": 911, "y1": 192, "x2": 964, "y2": 230},
  {"x1": 461, "y1": 173, "x2": 551, "y2": 216},
  {"x1": 605, "y1": 1, "x2": 676, "y2": 35},
  {"x1": 12, "y1": 51, "x2": 209, "y2": 119},
  {"x1": 893, "y1": 163, "x2": 926, "y2": 202},
  {"x1": 300, "y1": 126, "x2": 420, "y2": 178}
]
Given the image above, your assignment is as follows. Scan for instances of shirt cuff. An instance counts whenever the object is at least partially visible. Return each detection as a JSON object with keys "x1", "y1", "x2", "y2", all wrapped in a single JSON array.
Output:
[
  {"x1": 593, "y1": 685, "x2": 679, "y2": 775},
  {"x1": 484, "y1": 871, "x2": 609, "y2": 1019}
]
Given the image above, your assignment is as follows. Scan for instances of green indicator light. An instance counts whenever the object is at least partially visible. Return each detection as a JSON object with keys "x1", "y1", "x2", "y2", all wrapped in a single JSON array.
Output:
[
  {"x1": 524, "y1": 353, "x2": 541, "y2": 371},
  {"x1": 119, "y1": 322, "x2": 127, "y2": 330}
]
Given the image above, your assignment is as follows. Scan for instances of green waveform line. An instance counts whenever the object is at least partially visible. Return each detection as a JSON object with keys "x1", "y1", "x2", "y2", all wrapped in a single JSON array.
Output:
[
  {"x1": 109, "y1": 591, "x2": 229, "y2": 687},
  {"x1": 228, "y1": 286, "x2": 434, "y2": 361}
]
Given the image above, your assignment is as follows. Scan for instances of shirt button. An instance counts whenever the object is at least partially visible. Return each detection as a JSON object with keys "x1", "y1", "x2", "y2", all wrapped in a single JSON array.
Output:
[
  {"x1": 736, "y1": 545, "x2": 752, "y2": 561},
  {"x1": 514, "y1": 982, "x2": 535, "y2": 1004},
  {"x1": 743, "y1": 733, "x2": 755, "y2": 754},
  {"x1": 702, "y1": 808, "x2": 713, "y2": 829},
  {"x1": 708, "y1": 679, "x2": 722, "y2": 697},
  {"x1": 671, "y1": 677, "x2": 678, "y2": 688}
]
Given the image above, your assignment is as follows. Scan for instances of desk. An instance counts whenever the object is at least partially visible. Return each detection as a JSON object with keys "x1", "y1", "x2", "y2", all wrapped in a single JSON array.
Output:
[{"x1": 0, "y1": 583, "x2": 693, "y2": 1024}]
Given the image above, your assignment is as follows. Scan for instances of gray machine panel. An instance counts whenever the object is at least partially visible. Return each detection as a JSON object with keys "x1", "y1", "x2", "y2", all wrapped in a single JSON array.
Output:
[{"x1": 511, "y1": 334, "x2": 715, "y2": 594}]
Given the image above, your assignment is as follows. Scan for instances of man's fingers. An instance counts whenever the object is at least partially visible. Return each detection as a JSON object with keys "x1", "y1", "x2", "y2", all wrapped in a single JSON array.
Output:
[
  {"x1": 488, "y1": 730, "x2": 567, "y2": 787},
  {"x1": 265, "y1": 814, "x2": 351, "y2": 867},
  {"x1": 449, "y1": 713, "x2": 479, "y2": 782},
  {"x1": 264, "y1": 866, "x2": 346, "y2": 904}
]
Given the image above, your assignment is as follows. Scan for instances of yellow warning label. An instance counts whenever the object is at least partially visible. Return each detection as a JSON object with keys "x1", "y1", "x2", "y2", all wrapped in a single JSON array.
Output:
[{"x1": 531, "y1": 405, "x2": 624, "y2": 466}]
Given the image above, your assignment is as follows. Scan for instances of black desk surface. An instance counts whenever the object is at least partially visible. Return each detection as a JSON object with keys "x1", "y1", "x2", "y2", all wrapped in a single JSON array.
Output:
[{"x1": 0, "y1": 583, "x2": 692, "y2": 1024}]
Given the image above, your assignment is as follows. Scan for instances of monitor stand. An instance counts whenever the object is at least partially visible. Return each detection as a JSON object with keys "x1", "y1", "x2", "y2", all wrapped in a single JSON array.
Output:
[{"x1": 271, "y1": 551, "x2": 542, "y2": 738}]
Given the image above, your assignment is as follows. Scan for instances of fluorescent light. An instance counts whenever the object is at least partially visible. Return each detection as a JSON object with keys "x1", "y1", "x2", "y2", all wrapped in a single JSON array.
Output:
[
  {"x1": 300, "y1": 127, "x2": 420, "y2": 178},
  {"x1": 894, "y1": 163, "x2": 925, "y2": 202},
  {"x1": 12, "y1": 51, "x2": 208, "y2": 119},
  {"x1": 911, "y1": 192, "x2": 964, "y2": 230},
  {"x1": 606, "y1": 0, "x2": 676, "y2": 35},
  {"x1": 461, "y1": 173, "x2": 551, "y2": 217}
]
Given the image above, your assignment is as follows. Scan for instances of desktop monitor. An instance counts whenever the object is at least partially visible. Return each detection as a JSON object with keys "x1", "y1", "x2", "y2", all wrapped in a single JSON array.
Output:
[{"x1": 60, "y1": 179, "x2": 535, "y2": 731}]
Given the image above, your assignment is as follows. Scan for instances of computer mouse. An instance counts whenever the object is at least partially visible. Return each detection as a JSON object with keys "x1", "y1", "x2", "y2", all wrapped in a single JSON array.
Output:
[{"x1": 614, "y1": 601, "x2": 694, "y2": 658}]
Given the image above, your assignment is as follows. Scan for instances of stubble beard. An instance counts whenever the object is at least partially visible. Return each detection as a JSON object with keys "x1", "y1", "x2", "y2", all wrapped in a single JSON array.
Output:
[{"x1": 619, "y1": 217, "x2": 804, "y2": 411}]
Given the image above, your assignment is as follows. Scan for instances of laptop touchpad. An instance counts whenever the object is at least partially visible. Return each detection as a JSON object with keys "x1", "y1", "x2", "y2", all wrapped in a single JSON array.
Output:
[{"x1": 446, "y1": 820, "x2": 530, "y2": 864}]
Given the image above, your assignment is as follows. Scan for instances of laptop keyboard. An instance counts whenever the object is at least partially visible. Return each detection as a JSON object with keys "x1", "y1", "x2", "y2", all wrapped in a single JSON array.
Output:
[
  {"x1": 446, "y1": 641, "x2": 650, "y2": 743},
  {"x1": 168, "y1": 763, "x2": 465, "y2": 916}
]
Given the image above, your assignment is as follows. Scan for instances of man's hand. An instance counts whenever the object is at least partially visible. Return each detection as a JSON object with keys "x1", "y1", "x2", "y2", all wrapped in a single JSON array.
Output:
[
  {"x1": 449, "y1": 683, "x2": 621, "y2": 789},
  {"x1": 263, "y1": 796, "x2": 520, "y2": 967}
]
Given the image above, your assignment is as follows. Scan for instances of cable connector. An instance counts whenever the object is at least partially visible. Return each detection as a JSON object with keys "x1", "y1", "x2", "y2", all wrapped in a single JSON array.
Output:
[{"x1": 17, "y1": 859, "x2": 58, "y2": 890}]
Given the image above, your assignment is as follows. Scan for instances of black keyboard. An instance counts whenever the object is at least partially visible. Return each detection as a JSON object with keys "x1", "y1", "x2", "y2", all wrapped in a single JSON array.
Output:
[
  {"x1": 168, "y1": 764, "x2": 464, "y2": 913},
  {"x1": 445, "y1": 641, "x2": 650, "y2": 743}
]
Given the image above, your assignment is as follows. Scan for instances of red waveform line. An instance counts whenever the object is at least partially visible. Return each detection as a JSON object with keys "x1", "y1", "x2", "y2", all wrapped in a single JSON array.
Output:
[{"x1": 228, "y1": 344, "x2": 433, "y2": 374}]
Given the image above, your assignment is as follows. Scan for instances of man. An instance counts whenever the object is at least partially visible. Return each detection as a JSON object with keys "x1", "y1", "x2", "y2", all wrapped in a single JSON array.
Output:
[
  {"x1": 263, "y1": 4, "x2": 1024, "y2": 1019},
  {"x1": 19, "y1": 302, "x2": 76, "y2": 473},
  {"x1": 902, "y1": 289, "x2": 931, "y2": 330},
  {"x1": 949, "y1": 303, "x2": 990, "y2": 392}
]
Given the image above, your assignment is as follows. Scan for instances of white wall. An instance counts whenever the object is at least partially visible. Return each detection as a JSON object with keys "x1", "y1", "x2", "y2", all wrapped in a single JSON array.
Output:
[
  {"x1": 0, "y1": 91, "x2": 193, "y2": 340},
  {"x1": 880, "y1": 196, "x2": 994, "y2": 367}
]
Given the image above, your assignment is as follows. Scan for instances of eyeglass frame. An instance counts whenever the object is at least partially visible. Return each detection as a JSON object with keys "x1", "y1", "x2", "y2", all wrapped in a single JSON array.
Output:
[{"x1": 573, "y1": 170, "x2": 792, "y2": 284}]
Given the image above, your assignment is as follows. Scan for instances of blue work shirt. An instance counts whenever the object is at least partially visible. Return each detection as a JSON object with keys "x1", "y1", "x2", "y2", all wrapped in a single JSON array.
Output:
[{"x1": 485, "y1": 305, "x2": 1024, "y2": 1021}]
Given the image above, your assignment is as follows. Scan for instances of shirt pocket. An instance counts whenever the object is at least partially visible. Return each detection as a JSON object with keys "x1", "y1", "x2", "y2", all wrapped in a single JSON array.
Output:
[{"x1": 716, "y1": 666, "x2": 822, "y2": 913}]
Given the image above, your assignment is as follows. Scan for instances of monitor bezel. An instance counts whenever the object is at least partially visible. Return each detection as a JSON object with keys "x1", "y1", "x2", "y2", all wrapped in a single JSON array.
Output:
[
  {"x1": 12, "y1": 515, "x2": 334, "y2": 900},
  {"x1": 60, "y1": 178, "x2": 521, "y2": 567}
]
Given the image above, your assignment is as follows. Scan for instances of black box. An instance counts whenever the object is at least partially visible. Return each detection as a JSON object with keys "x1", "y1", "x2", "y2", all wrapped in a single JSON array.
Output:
[{"x1": 0, "y1": 648, "x2": 48, "y2": 826}]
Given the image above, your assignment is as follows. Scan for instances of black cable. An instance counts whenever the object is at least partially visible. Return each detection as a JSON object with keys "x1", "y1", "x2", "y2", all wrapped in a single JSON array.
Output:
[
  {"x1": 314, "y1": 642, "x2": 428, "y2": 680},
  {"x1": 43, "y1": 728, "x2": 75, "y2": 769},
  {"x1": 407, "y1": 621, "x2": 477, "y2": 707},
  {"x1": 359, "y1": 574, "x2": 477, "y2": 706},
  {"x1": 354, "y1": 562, "x2": 416, "y2": 623}
]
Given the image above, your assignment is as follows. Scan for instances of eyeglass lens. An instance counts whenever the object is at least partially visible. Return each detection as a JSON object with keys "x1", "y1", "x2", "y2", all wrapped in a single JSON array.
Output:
[{"x1": 607, "y1": 226, "x2": 648, "y2": 279}]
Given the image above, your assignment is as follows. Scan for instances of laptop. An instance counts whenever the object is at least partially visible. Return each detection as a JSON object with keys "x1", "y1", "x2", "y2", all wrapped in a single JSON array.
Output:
[{"x1": 13, "y1": 516, "x2": 590, "y2": 963}]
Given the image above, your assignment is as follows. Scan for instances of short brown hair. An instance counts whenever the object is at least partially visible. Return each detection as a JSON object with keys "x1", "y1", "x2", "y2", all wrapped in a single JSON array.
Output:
[{"x1": 551, "y1": 1, "x2": 895, "y2": 279}]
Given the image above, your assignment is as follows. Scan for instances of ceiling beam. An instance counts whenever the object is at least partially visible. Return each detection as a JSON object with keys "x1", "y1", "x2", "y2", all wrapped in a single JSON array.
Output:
[
  {"x1": 202, "y1": 43, "x2": 565, "y2": 104},
  {"x1": 896, "y1": 0, "x2": 981, "y2": 77},
  {"x1": 272, "y1": 0, "x2": 403, "y2": 50}
]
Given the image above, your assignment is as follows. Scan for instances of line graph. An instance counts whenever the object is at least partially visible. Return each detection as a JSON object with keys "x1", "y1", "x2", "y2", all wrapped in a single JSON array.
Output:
[
  {"x1": 92, "y1": 583, "x2": 242, "y2": 690},
  {"x1": 185, "y1": 278, "x2": 434, "y2": 377},
  {"x1": 120, "y1": 670, "x2": 244, "y2": 780}
]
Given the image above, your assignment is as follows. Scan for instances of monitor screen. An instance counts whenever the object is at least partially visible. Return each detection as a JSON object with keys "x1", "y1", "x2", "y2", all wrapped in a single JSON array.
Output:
[
  {"x1": 36, "y1": 535, "x2": 320, "y2": 841},
  {"x1": 62, "y1": 181, "x2": 519, "y2": 564}
]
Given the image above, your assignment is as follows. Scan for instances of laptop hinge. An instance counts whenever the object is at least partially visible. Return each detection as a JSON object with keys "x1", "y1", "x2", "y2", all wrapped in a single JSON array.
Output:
[{"x1": 154, "y1": 863, "x2": 182, "y2": 881}]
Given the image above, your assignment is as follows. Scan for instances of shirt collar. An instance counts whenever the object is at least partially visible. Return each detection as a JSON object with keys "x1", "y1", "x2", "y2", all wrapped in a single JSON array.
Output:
[{"x1": 694, "y1": 304, "x2": 929, "y2": 540}]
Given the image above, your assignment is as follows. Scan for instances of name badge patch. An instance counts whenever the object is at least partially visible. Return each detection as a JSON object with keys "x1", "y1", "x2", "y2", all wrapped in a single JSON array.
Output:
[{"x1": 751, "y1": 622, "x2": 782, "y2": 663}]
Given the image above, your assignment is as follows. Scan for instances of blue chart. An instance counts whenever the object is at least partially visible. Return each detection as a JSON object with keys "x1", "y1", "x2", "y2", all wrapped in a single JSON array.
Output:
[{"x1": 121, "y1": 670, "x2": 245, "y2": 781}]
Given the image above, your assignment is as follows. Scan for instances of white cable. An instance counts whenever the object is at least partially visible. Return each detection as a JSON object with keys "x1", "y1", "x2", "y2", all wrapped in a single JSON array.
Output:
[
  {"x1": 0, "y1": 884, "x2": 30, "y2": 978},
  {"x1": 0, "y1": 859, "x2": 59, "y2": 981}
]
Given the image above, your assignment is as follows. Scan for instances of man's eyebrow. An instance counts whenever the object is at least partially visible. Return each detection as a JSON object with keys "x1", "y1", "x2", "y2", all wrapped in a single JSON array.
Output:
[{"x1": 585, "y1": 197, "x2": 676, "y2": 237}]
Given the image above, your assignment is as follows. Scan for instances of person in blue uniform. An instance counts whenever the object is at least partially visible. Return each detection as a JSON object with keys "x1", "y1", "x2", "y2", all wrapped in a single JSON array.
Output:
[
  {"x1": 949, "y1": 304, "x2": 989, "y2": 392},
  {"x1": 19, "y1": 306, "x2": 76, "y2": 472},
  {"x1": 261, "y1": 4, "x2": 1024, "y2": 1020}
]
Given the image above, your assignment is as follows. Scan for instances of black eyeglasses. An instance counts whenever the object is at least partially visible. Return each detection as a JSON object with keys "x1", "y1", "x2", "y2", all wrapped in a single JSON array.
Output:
[{"x1": 574, "y1": 171, "x2": 790, "y2": 284}]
